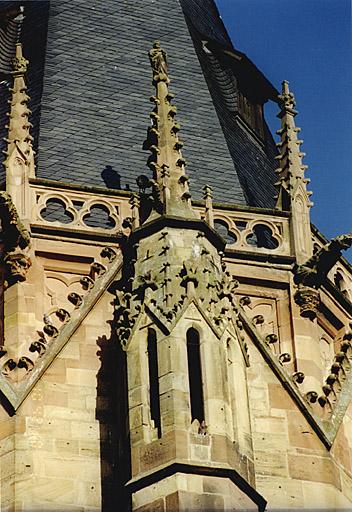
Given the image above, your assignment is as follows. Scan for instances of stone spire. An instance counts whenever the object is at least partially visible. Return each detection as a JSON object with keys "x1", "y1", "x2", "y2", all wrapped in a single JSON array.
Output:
[
  {"x1": 3, "y1": 43, "x2": 35, "y2": 226},
  {"x1": 145, "y1": 41, "x2": 194, "y2": 218},
  {"x1": 275, "y1": 80, "x2": 313, "y2": 263}
]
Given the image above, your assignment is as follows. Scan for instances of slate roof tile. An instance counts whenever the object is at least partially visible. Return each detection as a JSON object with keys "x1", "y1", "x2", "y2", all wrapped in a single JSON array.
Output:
[{"x1": 0, "y1": 0, "x2": 278, "y2": 208}]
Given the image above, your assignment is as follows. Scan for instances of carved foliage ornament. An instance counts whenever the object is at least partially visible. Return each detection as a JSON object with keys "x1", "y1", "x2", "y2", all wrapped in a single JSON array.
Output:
[
  {"x1": 294, "y1": 286, "x2": 320, "y2": 320},
  {"x1": 114, "y1": 289, "x2": 142, "y2": 347},
  {"x1": 278, "y1": 80, "x2": 296, "y2": 112},
  {"x1": 11, "y1": 54, "x2": 28, "y2": 75},
  {"x1": 114, "y1": 238, "x2": 242, "y2": 348}
]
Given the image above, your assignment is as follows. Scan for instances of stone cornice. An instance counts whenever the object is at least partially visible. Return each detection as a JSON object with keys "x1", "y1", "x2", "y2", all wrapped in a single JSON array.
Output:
[{"x1": 126, "y1": 460, "x2": 266, "y2": 512}]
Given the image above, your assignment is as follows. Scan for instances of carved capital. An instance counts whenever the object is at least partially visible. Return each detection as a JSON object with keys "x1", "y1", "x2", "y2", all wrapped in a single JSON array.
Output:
[
  {"x1": 4, "y1": 249, "x2": 31, "y2": 285},
  {"x1": 294, "y1": 286, "x2": 320, "y2": 320}
]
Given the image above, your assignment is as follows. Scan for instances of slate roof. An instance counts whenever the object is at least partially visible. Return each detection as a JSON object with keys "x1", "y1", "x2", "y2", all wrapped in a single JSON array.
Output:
[{"x1": 0, "y1": 0, "x2": 279, "y2": 208}]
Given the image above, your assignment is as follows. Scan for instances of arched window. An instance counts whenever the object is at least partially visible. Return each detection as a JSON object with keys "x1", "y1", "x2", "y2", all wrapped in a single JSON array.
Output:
[
  {"x1": 186, "y1": 328, "x2": 205, "y2": 423},
  {"x1": 147, "y1": 328, "x2": 161, "y2": 437}
]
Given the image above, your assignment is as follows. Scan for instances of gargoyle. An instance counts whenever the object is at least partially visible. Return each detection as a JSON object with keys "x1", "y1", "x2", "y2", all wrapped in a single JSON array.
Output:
[
  {"x1": 293, "y1": 233, "x2": 352, "y2": 289},
  {"x1": 0, "y1": 192, "x2": 30, "y2": 252}
]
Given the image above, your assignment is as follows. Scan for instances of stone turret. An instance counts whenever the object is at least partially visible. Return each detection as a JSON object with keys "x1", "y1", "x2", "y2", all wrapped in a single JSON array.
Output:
[{"x1": 115, "y1": 42, "x2": 264, "y2": 512}]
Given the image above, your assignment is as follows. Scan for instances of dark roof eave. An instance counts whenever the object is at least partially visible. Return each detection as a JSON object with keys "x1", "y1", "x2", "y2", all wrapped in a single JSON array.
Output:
[{"x1": 205, "y1": 40, "x2": 279, "y2": 103}]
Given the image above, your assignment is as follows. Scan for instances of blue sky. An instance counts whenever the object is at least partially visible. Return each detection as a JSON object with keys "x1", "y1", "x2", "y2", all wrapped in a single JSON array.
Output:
[{"x1": 215, "y1": 0, "x2": 351, "y2": 257}]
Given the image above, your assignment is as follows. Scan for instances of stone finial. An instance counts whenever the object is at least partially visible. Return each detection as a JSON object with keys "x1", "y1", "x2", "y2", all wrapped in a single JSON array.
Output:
[
  {"x1": 275, "y1": 80, "x2": 313, "y2": 264},
  {"x1": 202, "y1": 184, "x2": 214, "y2": 228},
  {"x1": 3, "y1": 43, "x2": 35, "y2": 226},
  {"x1": 278, "y1": 80, "x2": 296, "y2": 112},
  {"x1": 143, "y1": 41, "x2": 195, "y2": 218},
  {"x1": 11, "y1": 43, "x2": 29, "y2": 75},
  {"x1": 129, "y1": 193, "x2": 140, "y2": 229}
]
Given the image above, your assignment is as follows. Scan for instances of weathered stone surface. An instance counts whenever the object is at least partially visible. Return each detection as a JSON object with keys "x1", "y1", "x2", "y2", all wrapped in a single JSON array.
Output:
[{"x1": 288, "y1": 454, "x2": 341, "y2": 489}]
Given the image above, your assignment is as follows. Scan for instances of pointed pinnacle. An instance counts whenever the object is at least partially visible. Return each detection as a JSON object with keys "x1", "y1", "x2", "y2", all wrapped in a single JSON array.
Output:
[
  {"x1": 275, "y1": 79, "x2": 311, "y2": 212},
  {"x1": 143, "y1": 40, "x2": 195, "y2": 218},
  {"x1": 3, "y1": 42, "x2": 35, "y2": 178}
]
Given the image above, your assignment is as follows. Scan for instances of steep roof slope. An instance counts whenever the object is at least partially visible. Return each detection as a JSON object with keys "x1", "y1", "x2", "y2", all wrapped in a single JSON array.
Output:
[{"x1": 1, "y1": 0, "x2": 279, "y2": 207}]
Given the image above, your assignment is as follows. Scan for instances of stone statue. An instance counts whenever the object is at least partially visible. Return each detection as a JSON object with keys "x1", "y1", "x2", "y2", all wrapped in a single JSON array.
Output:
[{"x1": 148, "y1": 40, "x2": 169, "y2": 82}]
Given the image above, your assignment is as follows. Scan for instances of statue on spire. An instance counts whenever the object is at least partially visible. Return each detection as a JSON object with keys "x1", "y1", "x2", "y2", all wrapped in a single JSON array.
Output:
[
  {"x1": 149, "y1": 40, "x2": 169, "y2": 83},
  {"x1": 139, "y1": 41, "x2": 195, "y2": 219}
]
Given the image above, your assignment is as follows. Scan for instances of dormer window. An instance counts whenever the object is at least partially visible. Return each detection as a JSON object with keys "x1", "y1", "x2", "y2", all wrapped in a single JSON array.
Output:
[{"x1": 237, "y1": 89, "x2": 264, "y2": 139}]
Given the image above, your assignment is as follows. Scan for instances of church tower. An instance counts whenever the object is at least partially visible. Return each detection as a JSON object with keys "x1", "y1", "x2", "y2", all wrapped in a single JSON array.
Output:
[{"x1": 0, "y1": 2, "x2": 351, "y2": 511}]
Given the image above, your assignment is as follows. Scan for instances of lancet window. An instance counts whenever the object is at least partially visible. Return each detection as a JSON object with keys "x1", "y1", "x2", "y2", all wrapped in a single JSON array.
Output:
[
  {"x1": 186, "y1": 328, "x2": 205, "y2": 424},
  {"x1": 147, "y1": 328, "x2": 161, "y2": 437}
]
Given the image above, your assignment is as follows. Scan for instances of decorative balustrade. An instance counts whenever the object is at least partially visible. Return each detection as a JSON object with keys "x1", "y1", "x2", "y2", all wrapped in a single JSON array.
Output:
[
  {"x1": 30, "y1": 181, "x2": 132, "y2": 237},
  {"x1": 30, "y1": 181, "x2": 293, "y2": 256},
  {"x1": 194, "y1": 204, "x2": 291, "y2": 256}
]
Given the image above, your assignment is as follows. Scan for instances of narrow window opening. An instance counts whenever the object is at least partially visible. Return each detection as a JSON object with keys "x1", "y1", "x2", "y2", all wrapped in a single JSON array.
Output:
[
  {"x1": 334, "y1": 271, "x2": 344, "y2": 290},
  {"x1": 186, "y1": 328, "x2": 205, "y2": 424},
  {"x1": 334, "y1": 271, "x2": 348, "y2": 297},
  {"x1": 147, "y1": 328, "x2": 161, "y2": 437}
]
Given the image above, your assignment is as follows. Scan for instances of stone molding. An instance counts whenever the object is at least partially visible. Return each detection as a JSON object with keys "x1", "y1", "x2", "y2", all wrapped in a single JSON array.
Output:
[{"x1": 126, "y1": 461, "x2": 266, "y2": 512}]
